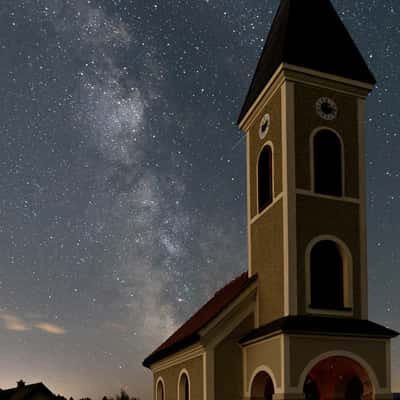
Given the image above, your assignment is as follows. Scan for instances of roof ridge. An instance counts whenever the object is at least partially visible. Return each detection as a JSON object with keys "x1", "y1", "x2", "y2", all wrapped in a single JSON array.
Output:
[
  {"x1": 211, "y1": 271, "x2": 248, "y2": 297},
  {"x1": 237, "y1": 0, "x2": 288, "y2": 124},
  {"x1": 281, "y1": 0, "x2": 292, "y2": 62},
  {"x1": 173, "y1": 271, "x2": 253, "y2": 333}
]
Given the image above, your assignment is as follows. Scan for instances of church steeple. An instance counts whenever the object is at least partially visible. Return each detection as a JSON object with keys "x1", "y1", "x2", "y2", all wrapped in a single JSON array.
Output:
[
  {"x1": 238, "y1": 0, "x2": 376, "y2": 124},
  {"x1": 238, "y1": 0, "x2": 380, "y2": 326}
]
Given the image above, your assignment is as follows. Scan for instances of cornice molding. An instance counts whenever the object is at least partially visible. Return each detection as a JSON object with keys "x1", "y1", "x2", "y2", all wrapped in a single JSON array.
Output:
[
  {"x1": 239, "y1": 63, "x2": 373, "y2": 131},
  {"x1": 151, "y1": 344, "x2": 204, "y2": 373}
]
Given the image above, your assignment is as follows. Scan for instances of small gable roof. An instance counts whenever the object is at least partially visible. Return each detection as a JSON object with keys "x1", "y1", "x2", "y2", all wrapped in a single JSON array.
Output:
[
  {"x1": 238, "y1": 0, "x2": 376, "y2": 124},
  {"x1": 143, "y1": 272, "x2": 257, "y2": 368}
]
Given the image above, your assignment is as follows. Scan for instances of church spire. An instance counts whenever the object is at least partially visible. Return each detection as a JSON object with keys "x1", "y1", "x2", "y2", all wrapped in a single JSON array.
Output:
[{"x1": 238, "y1": 0, "x2": 376, "y2": 124}]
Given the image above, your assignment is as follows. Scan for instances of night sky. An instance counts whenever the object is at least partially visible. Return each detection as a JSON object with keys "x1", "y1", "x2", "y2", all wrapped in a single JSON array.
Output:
[{"x1": 0, "y1": 0, "x2": 399, "y2": 399}]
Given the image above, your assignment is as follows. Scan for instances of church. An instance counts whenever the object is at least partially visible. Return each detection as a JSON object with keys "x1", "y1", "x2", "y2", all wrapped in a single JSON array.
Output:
[{"x1": 143, "y1": 0, "x2": 399, "y2": 399}]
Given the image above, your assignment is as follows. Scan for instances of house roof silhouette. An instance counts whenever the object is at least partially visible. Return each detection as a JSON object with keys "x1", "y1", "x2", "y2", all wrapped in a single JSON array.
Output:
[{"x1": 0, "y1": 382, "x2": 56, "y2": 400}]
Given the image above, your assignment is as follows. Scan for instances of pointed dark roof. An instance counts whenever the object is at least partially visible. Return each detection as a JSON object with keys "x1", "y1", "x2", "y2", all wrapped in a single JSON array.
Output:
[
  {"x1": 238, "y1": 0, "x2": 376, "y2": 124},
  {"x1": 143, "y1": 272, "x2": 257, "y2": 368}
]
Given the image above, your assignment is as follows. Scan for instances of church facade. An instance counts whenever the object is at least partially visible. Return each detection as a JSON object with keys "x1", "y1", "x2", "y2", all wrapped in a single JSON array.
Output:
[{"x1": 143, "y1": 1, "x2": 398, "y2": 399}]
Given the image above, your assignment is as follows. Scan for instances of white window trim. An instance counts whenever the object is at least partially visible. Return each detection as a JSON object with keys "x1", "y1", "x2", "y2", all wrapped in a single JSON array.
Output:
[
  {"x1": 156, "y1": 377, "x2": 166, "y2": 400},
  {"x1": 310, "y1": 127, "x2": 345, "y2": 197},
  {"x1": 256, "y1": 141, "x2": 275, "y2": 214},
  {"x1": 177, "y1": 369, "x2": 191, "y2": 400},
  {"x1": 305, "y1": 235, "x2": 354, "y2": 316},
  {"x1": 248, "y1": 365, "x2": 278, "y2": 397}
]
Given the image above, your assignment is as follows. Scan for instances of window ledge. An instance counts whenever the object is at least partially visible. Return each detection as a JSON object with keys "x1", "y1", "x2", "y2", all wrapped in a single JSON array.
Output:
[
  {"x1": 307, "y1": 305, "x2": 354, "y2": 317},
  {"x1": 309, "y1": 305, "x2": 352, "y2": 312}
]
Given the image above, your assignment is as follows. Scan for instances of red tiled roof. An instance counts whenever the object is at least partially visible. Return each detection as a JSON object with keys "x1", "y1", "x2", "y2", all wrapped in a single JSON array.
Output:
[{"x1": 143, "y1": 271, "x2": 257, "y2": 367}]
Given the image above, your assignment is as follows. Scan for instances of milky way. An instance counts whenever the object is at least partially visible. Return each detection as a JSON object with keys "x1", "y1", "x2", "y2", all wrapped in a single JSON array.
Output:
[{"x1": 0, "y1": 1, "x2": 399, "y2": 399}]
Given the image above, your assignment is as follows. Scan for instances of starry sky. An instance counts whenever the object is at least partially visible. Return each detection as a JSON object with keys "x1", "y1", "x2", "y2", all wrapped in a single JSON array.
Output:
[{"x1": 0, "y1": 0, "x2": 399, "y2": 399}]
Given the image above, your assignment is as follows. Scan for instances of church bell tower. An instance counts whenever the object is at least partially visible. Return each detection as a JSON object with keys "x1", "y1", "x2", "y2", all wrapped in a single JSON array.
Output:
[{"x1": 238, "y1": 0, "x2": 398, "y2": 399}]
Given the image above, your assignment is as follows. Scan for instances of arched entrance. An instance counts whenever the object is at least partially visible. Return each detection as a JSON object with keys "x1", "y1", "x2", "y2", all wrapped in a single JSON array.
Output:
[
  {"x1": 250, "y1": 371, "x2": 275, "y2": 400},
  {"x1": 302, "y1": 356, "x2": 373, "y2": 400}
]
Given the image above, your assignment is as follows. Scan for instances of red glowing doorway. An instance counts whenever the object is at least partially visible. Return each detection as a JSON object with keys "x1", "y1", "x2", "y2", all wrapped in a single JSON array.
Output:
[{"x1": 303, "y1": 356, "x2": 373, "y2": 400}]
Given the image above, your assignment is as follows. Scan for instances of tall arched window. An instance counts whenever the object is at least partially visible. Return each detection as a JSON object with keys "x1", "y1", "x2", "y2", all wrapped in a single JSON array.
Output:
[
  {"x1": 156, "y1": 379, "x2": 165, "y2": 400},
  {"x1": 258, "y1": 145, "x2": 273, "y2": 212},
  {"x1": 178, "y1": 372, "x2": 190, "y2": 400},
  {"x1": 313, "y1": 129, "x2": 343, "y2": 196},
  {"x1": 310, "y1": 240, "x2": 344, "y2": 309}
]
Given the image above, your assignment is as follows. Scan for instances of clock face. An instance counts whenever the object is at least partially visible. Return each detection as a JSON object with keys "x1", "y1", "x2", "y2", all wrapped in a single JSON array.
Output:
[
  {"x1": 316, "y1": 97, "x2": 338, "y2": 121},
  {"x1": 259, "y1": 113, "x2": 270, "y2": 139}
]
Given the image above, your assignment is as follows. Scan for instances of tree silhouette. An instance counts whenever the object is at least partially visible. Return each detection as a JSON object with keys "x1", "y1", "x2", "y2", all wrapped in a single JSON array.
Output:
[
  {"x1": 115, "y1": 390, "x2": 129, "y2": 400},
  {"x1": 114, "y1": 390, "x2": 139, "y2": 400}
]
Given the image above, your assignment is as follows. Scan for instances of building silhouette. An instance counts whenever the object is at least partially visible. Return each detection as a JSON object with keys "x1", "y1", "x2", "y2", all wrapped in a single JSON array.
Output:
[
  {"x1": 143, "y1": 0, "x2": 399, "y2": 399},
  {"x1": 0, "y1": 381, "x2": 56, "y2": 400}
]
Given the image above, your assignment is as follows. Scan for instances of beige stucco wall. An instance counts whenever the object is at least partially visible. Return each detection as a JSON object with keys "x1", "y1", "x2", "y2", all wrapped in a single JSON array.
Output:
[
  {"x1": 215, "y1": 314, "x2": 254, "y2": 400},
  {"x1": 288, "y1": 335, "x2": 389, "y2": 390},
  {"x1": 294, "y1": 83, "x2": 359, "y2": 198},
  {"x1": 291, "y1": 81, "x2": 364, "y2": 318},
  {"x1": 244, "y1": 335, "x2": 283, "y2": 394},
  {"x1": 246, "y1": 87, "x2": 285, "y2": 327},
  {"x1": 248, "y1": 89, "x2": 282, "y2": 219},
  {"x1": 154, "y1": 355, "x2": 204, "y2": 400},
  {"x1": 251, "y1": 198, "x2": 284, "y2": 324},
  {"x1": 243, "y1": 77, "x2": 285, "y2": 329}
]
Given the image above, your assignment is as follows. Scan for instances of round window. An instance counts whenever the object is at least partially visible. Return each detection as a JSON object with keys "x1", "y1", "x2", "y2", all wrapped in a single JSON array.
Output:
[{"x1": 259, "y1": 113, "x2": 270, "y2": 139}]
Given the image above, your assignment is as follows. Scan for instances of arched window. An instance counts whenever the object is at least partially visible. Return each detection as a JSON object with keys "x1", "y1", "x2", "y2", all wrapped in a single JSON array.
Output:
[
  {"x1": 156, "y1": 379, "x2": 165, "y2": 400},
  {"x1": 178, "y1": 372, "x2": 190, "y2": 400},
  {"x1": 258, "y1": 145, "x2": 273, "y2": 212},
  {"x1": 250, "y1": 371, "x2": 275, "y2": 400},
  {"x1": 313, "y1": 129, "x2": 343, "y2": 196},
  {"x1": 310, "y1": 240, "x2": 344, "y2": 310}
]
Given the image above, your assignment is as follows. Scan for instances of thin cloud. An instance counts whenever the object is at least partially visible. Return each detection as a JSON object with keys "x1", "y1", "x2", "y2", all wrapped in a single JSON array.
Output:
[
  {"x1": 35, "y1": 322, "x2": 66, "y2": 335},
  {"x1": 0, "y1": 313, "x2": 66, "y2": 335},
  {"x1": 0, "y1": 313, "x2": 30, "y2": 332}
]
